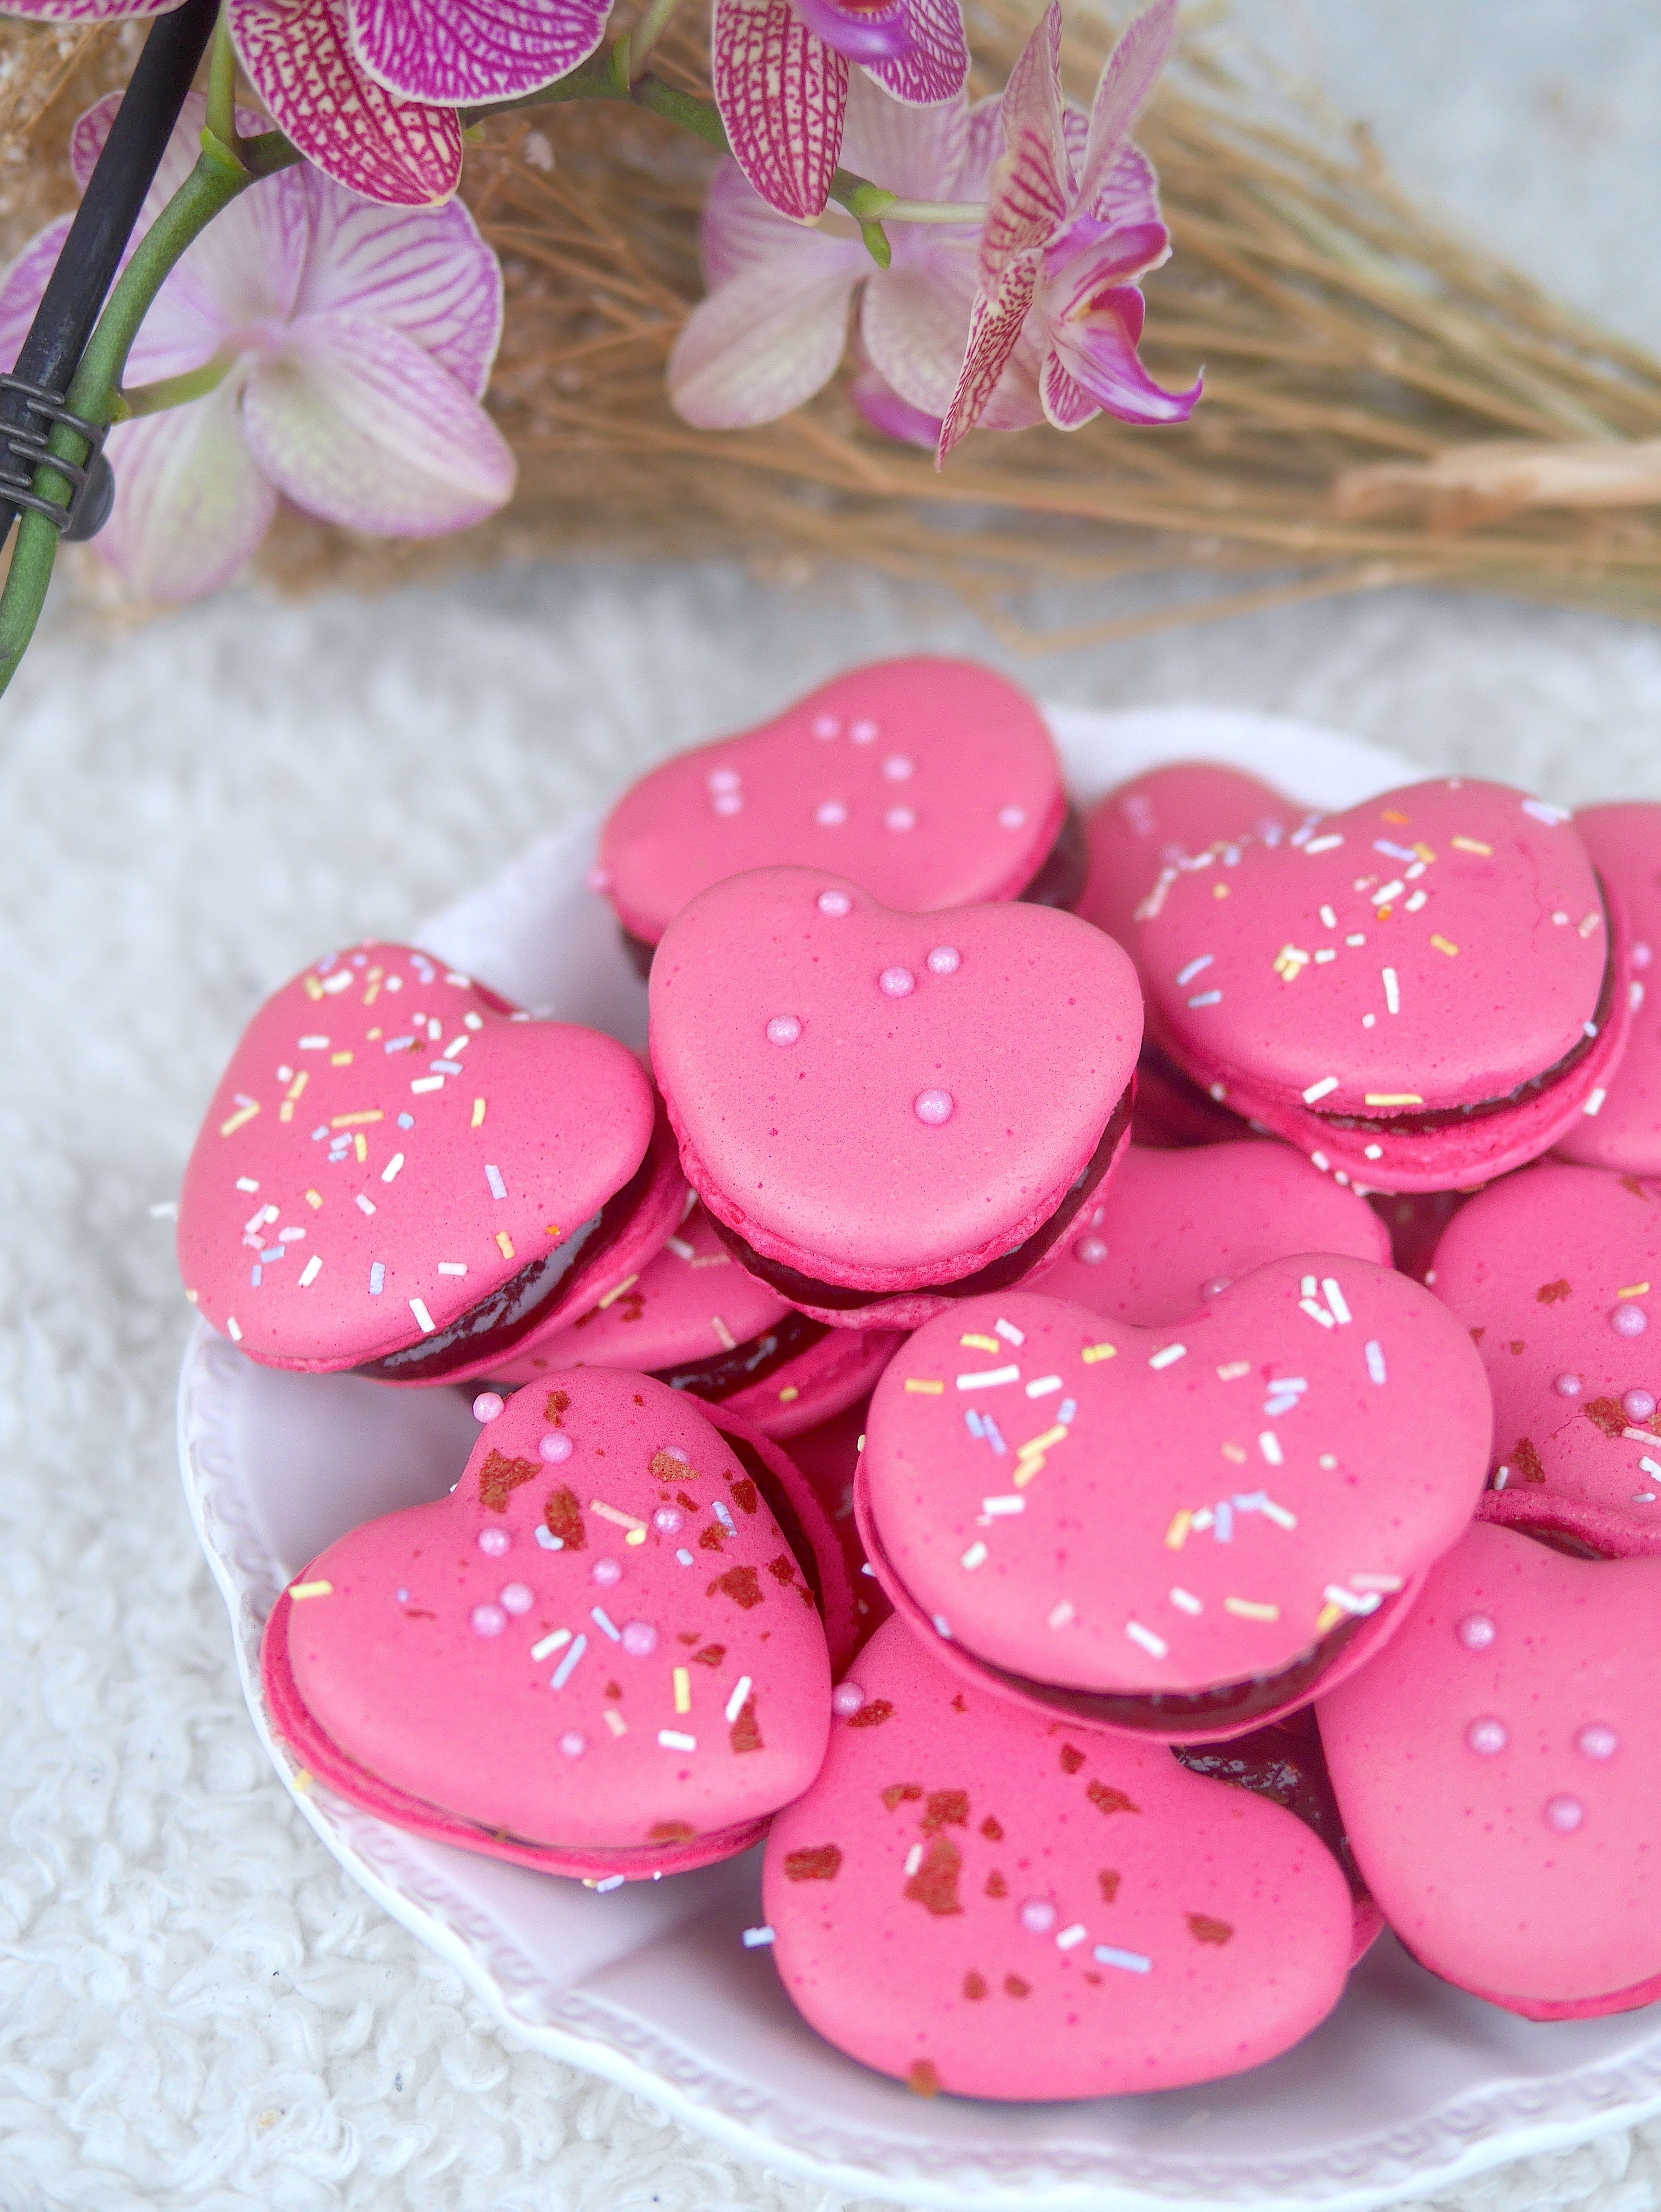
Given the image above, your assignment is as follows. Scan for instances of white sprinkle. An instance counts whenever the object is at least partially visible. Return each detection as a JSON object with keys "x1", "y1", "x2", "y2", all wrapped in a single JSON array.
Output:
[
  {"x1": 1149, "y1": 1343, "x2": 1186, "y2": 1370},
  {"x1": 1522, "y1": 797, "x2": 1569, "y2": 825},
  {"x1": 712, "y1": 1500, "x2": 738, "y2": 1536},
  {"x1": 1374, "y1": 840, "x2": 1415, "y2": 862},
  {"x1": 437, "y1": 1261, "x2": 467, "y2": 1277},
  {"x1": 1188, "y1": 989, "x2": 1223, "y2": 1008},
  {"x1": 1170, "y1": 1587, "x2": 1203, "y2": 1615},
  {"x1": 1302, "y1": 1076, "x2": 1340, "y2": 1104},
  {"x1": 1126, "y1": 1620, "x2": 1169, "y2": 1659},
  {"x1": 1584, "y1": 1088, "x2": 1607, "y2": 1117},
  {"x1": 725, "y1": 1675, "x2": 753, "y2": 1723},
  {"x1": 1025, "y1": 1375, "x2": 1063, "y2": 1398},
  {"x1": 531, "y1": 1629, "x2": 572, "y2": 1661},
  {"x1": 382, "y1": 1153, "x2": 405, "y2": 1184},
  {"x1": 485, "y1": 1163, "x2": 507, "y2": 1199},
  {"x1": 1301, "y1": 1274, "x2": 1318, "y2": 1297},
  {"x1": 1055, "y1": 1923, "x2": 1088, "y2": 1950},
  {"x1": 675, "y1": 1548, "x2": 694, "y2": 1566},
  {"x1": 1300, "y1": 1300, "x2": 1336, "y2": 1329},
  {"x1": 1048, "y1": 1600, "x2": 1075, "y2": 1629},
  {"x1": 1321, "y1": 1277, "x2": 1353, "y2": 1325},
  {"x1": 1258, "y1": 1431, "x2": 1283, "y2": 1466},
  {"x1": 550, "y1": 1634, "x2": 587, "y2": 1689},
  {"x1": 593, "y1": 1873, "x2": 625, "y2": 1892},
  {"x1": 1640, "y1": 1457, "x2": 1661, "y2": 1480},
  {"x1": 994, "y1": 1318, "x2": 1025, "y2": 1346},
  {"x1": 1373, "y1": 881, "x2": 1405, "y2": 906},
  {"x1": 1349, "y1": 1572, "x2": 1402, "y2": 1592},
  {"x1": 659, "y1": 1730, "x2": 697, "y2": 1751},
  {"x1": 355, "y1": 1193, "x2": 375, "y2": 1215},
  {"x1": 1318, "y1": 905, "x2": 1338, "y2": 929},
  {"x1": 904, "y1": 1844, "x2": 924, "y2": 1876},
  {"x1": 962, "y1": 1541, "x2": 989, "y2": 1570},
  {"x1": 298, "y1": 1255, "x2": 322, "y2": 1288},
  {"x1": 1345, "y1": 933, "x2": 1366, "y2": 947},
  {"x1": 1382, "y1": 968, "x2": 1400, "y2": 1014},
  {"x1": 1314, "y1": 949, "x2": 1336, "y2": 964},
  {"x1": 1094, "y1": 1945, "x2": 1152, "y2": 1974},
  {"x1": 958, "y1": 1365, "x2": 1020, "y2": 1390},
  {"x1": 297, "y1": 1036, "x2": 329, "y2": 1050},
  {"x1": 982, "y1": 1496, "x2": 1024, "y2": 1516},
  {"x1": 1175, "y1": 955, "x2": 1213, "y2": 987},
  {"x1": 368, "y1": 1263, "x2": 385, "y2": 1295},
  {"x1": 742, "y1": 1926, "x2": 776, "y2": 1948},
  {"x1": 666, "y1": 1236, "x2": 694, "y2": 1261},
  {"x1": 225, "y1": 1317, "x2": 242, "y2": 1342},
  {"x1": 1365, "y1": 1340, "x2": 1388, "y2": 1384},
  {"x1": 1321, "y1": 1585, "x2": 1381, "y2": 1617},
  {"x1": 932, "y1": 1616, "x2": 952, "y2": 1639},
  {"x1": 410, "y1": 1076, "x2": 445, "y2": 1094},
  {"x1": 1304, "y1": 834, "x2": 1344, "y2": 854},
  {"x1": 429, "y1": 1060, "x2": 462, "y2": 1075},
  {"x1": 409, "y1": 1298, "x2": 435, "y2": 1333},
  {"x1": 1405, "y1": 890, "x2": 1428, "y2": 911},
  {"x1": 591, "y1": 1607, "x2": 621, "y2": 1640}
]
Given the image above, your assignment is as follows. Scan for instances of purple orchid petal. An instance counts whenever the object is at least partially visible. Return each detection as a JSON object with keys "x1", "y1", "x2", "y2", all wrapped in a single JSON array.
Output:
[
  {"x1": 699, "y1": 156, "x2": 822, "y2": 289},
  {"x1": 1073, "y1": 0, "x2": 1177, "y2": 219},
  {"x1": 345, "y1": 0, "x2": 610, "y2": 107},
  {"x1": 0, "y1": 0, "x2": 180, "y2": 17},
  {"x1": 242, "y1": 310, "x2": 515, "y2": 531},
  {"x1": 839, "y1": 63, "x2": 965, "y2": 198},
  {"x1": 997, "y1": 0, "x2": 1063, "y2": 171},
  {"x1": 1048, "y1": 280, "x2": 1200, "y2": 424},
  {"x1": 0, "y1": 215, "x2": 70, "y2": 372},
  {"x1": 936, "y1": 249, "x2": 1036, "y2": 462},
  {"x1": 1045, "y1": 214, "x2": 1167, "y2": 292},
  {"x1": 292, "y1": 168, "x2": 502, "y2": 398},
  {"x1": 69, "y1": 87, "x2": 268, "y2": 198},
  {"x1": 669, "y1": 257, "x2": 859, "y2": 426},
  {"x1": 95, "y1": 378, "x2": 277, "y2": 603},
  {"x1": 788, "y1": 0, "x2": 912, "y2": 69},
  {"x1": 1090, "y1": 137, "x2": 1160, "y2": 231},
  {"x1": 859, "y1": 0, "x2": 966, "y2": 107},
  {"x1": 860, "y1": 239, "x2": 976, "y2": 415},
  {"x1": 712, "y1": 0, "x2": 847, "y2": 222},
  {"x1": 230, "y1": 0, "x2": 463, "y2": 207},
  {"x1": 958, "y1": 89, "x2": 1003, "y2": 194},
  {"x1": 977, "y1": 114, "x2": 1067, "y2": 287},
  {"x1": 849, "y1": 360, "x2": 939, "y2": 447},
  {"x1": 1036, "y1": 346, "x2": 1096, "y2": 430}
]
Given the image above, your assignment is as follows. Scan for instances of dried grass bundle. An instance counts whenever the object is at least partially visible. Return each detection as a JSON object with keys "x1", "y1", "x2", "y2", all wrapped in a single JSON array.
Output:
[{"x1": 6, "y1": 2, "x2": 1661, "y2": 644}]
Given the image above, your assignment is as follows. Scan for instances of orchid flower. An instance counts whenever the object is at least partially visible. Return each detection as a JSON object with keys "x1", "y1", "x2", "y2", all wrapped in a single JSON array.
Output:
[
  {"x1": 0, "y1": 0, "x2": 612, "y2": 205},
  {"x1": 712, "y1": 0, "x2": 966, "y2": 223},
  {"x1": 937, "y1": 0, "x2": 1200, "y2": 460},
  {"x1": 0, "y1": 92, "x2": 514, "y2": 601}
]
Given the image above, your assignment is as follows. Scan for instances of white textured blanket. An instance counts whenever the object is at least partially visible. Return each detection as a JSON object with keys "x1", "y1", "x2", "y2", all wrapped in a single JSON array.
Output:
[{"x1": 4, "y1": 560, "x2": 1661, "y2": 2211}]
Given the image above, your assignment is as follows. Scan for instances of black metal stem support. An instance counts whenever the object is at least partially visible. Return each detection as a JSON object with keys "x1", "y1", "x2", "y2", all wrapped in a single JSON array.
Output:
[{"x1": 0, "y1": 0, "x2": 219, "y2": 548}]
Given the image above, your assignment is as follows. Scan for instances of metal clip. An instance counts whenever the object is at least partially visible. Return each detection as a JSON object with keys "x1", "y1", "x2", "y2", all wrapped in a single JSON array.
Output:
[{"x1": 0, "y1": 372, "x2": 113, "y2": 538}]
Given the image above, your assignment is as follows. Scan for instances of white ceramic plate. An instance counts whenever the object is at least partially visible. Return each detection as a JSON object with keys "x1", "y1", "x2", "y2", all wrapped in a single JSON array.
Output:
[{"x1": 179, "y1": 706, "x2": 1661, "y2": 2211}]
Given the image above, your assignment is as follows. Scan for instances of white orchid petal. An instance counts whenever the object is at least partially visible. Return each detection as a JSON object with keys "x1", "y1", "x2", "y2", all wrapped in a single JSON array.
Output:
[
  {"x1": 96, "y1": 380, "x2": 277, "y2": 604},
  {"x1": 861, "y1": 247, "x2": 976, "y2": 416},
  {"x1": 1075, "y1": 0, "x2": 1178, "y2": 218},
  {"x1": 669, "y1": 263, "x2": 858, "y2": 428},
  {"x1": 840, "y1": 64, "x2": 966, "y2": 198},
  {"x1": 0, "y1": 216, "x2": 70, "y2": 371},
  {"x1": 242, "y1": 313, "x2": 515, "y2": 535},
  {"x1": 698, "y1": 158, "x2": 853, "y2": 290}
]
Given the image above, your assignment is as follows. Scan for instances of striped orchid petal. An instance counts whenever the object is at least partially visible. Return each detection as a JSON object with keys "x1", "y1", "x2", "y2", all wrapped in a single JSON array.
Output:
[
  {"x1": 97, "y1": 377, "x2": 277, "y2": 603},
  {"x1": 0, "y1": 215, "x2": 69, "y2": 372},
  {"x1": 859, "y1": 239, "x2": 976, "y2": 417},
  {"x1": 242, "y1": 310, "x2": 515, "y2": 532},
  {"x1": 935, "y1": 249, "x2": 1037, "y2": 462},
  {"x1": 859, "y1": 0, "x2": 966, "y2": 109},
  {"x1": 670, "y1": 247, "x2": 863, "y2": 427},
  {"x1": 839, "y1": 59, "x2": 965, "y2": 198},
  {"x1": 230, "y1": 0, "x2": 462, "y2": 207},
  {"x1": 0, "y1": 0, "x2": 181, "y2": 17},
  {"x1": 345, "y1": 0, "x2": 611, "y2": 106},
  {"x1": 977, "y1": 116, "x2": 1067, "y2": 289},
  {"x1": 1073, "y1": 0, "x2": 1178, "y2": 221},
  {"x1": 1047, "y1": 278, "x2": 1200, "y2": 425},
  {"x1": 712, "y1": 0, "x2": 847, "y2": 222}
]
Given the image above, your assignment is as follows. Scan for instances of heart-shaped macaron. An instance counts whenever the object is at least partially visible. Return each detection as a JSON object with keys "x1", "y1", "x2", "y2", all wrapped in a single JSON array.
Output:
[
  {"x1": 1136, "y1": 780, "x2": 1632, "y2": 1192},
  {"x1": 1556, "y1": 804, "x2": 1661, "y2": 1174},
  {"x1": 1430, "y1": 1160, "x2": 1661, "y2": 1555},
  {"x1": 263, "y1": 1369, "x2": 847, "y2": 1879},
  {"x1": 1318, "y1": 1519, "x2": 1661, "y2": 2017},
  {"x1": 598, "y1": 658, "x2": 1075, "y2": 964},
  {"x1": 1045, "y1": 1139, "x2": 1390, "y2": 1329},
  {"x1": 177, "y1": 941, "x2": 685, "y2": 1385},
  {"x1": 649, "y1": 868, "x2": 1141, "y2": 1330},
  {"x1": 857, "y1": 1261, "x2": 1491, "y2": 1740},
  {"x1": 761, "y1": 1615, "x2": 1353, "y2": 2099},
  {"x1": 489, "y1": 1199, "x2": 903, "y2": 1435}
]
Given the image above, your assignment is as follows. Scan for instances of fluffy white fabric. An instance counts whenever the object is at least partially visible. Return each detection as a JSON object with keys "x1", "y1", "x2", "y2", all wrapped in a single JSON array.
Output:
[{"x1": 4, "y1": 561, "x2": 1661, "y2": 2212}]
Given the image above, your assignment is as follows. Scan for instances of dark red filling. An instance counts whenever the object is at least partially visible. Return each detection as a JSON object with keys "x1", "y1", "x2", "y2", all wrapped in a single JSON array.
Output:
[
  {"x1": 1310, "y1": 882, "x2": 1615, "y2": 1139},
  {"x1": 617, "y1": 806, "x2": 1087, "y2": 981},
  {"x1": 700, "y1": 1083, "x2": 1132, "y2": 1316},
  {"x1": 1172, "y1": 1708, "x2": 1367, "y2": 1899},
  {"x1": 355, "y1": 1117, "x2": 667, "y2": 1382},
  {"x1": 652, "y1": 1308, "x2": 830, "y2": 1402}
]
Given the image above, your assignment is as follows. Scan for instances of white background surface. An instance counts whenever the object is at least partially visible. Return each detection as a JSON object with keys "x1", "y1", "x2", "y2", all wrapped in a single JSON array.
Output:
[{"x1": 4, "y1": 4, "x2": 1661, "y2": 2207}]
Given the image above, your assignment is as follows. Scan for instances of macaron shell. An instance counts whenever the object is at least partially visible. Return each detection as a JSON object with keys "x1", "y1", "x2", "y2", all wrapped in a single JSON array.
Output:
[
  {"x1": 857, "y1": 1264, "x2": 1490, "y2": 1718},
  {"x1": 1137, "y1": 781, "x2": 1630, "y2": 1193},
  {"x1": 763, "y1": 1616, "x2": 1353, "y2": 2100},
  {"x1": 649, "y1": 867, "x2": 1142, "y2": 1290},
  {"x1": 178, "y1": 942, "x2": 662, "y2": 1373},
  {"x1": 1556, "y1": 803, "x2": 1661, "y2": 1173},
  {"x1": 599, "y1": 658, "x2": 1065, "y2": 945},
  {"x1": 778, "y1": 1397, "x2": 893, "y2": 1653},
  {"x1": 1318, "y1": 1519, "x2": 1661, "y2": 2012},
  {"x1": 267, "y1": 1370, "x2": 831, "y2": 1867},
  {"x1": 1081, "y1": 762, "x2": 1295, "y2": 955},
  {"x1": 1430, "y1": 1160, "x2": 1661, "y2": 1555},
  {"x1": 1049, "y1": 1140, "x2": 1391, "y2": 1329}
]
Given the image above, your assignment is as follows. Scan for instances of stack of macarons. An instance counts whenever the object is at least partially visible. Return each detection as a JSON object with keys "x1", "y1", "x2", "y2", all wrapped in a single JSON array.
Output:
[{"x1": 177, "y1": 658, "x2": 1661, "y2": 2104}]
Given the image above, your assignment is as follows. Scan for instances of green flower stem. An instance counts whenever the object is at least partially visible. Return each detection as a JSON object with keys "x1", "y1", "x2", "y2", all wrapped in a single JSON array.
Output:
[
  {"x1": 625, "y1": 0, "x2": 685, "y2": 83},
  {"x1": 0, "y1": 125, "x2": 301, "y2": 696},
  {"x1": 120, "y1": 350, "x2": 236, "y2": 418},
  {"x1": 205, "y1": 6, "x2": 239, "y2": 153}
]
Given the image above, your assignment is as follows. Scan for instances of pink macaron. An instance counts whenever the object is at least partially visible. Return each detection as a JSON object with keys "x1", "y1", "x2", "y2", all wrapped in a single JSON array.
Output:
[
  {"x1": 1136, "y1": 780, "x2": 1633, "y2": 1193},
  {"x1": 779, "y1": 1396, "x2": 893, "y2": 1654},
  {"x1": 648, "y1": 867, "x2": 1141, "y2": 1330},
  {"x1": 177, "y1": 941, "x2": 685, "y2": 1385},
  {"x1": 1318, "y1": 1518, "x2": 1661, "y2": 2018},
  {"x1": 856, "y1": 1262, "x2": 1491, "y2": 1740},
  {"x1": 1367, "y1": 1187, "x2": 1470, "y2": 1284},
  {"x1": 761, "y1": 1615, "x2": 1353, "y2": 2099},
  {"x1": 1556, "y1": 803, "x2": 1661, "y2": 1174},
  {"x1": 263, "y1": 1369, "x2": 852, "y2": 1879},
  {"x1": 598, "y1": 658, "x2": 1078, "y2": 970},
  {"x1": 1429, "y1": 1159, "x2": 1661, "y2": 1556},
  {"x1": 489, "y1": 1200, "x2": 903, "y2": 1435},
  {"x1": 1081, "y1": 763, "x2": 1295, "y2": 1148},
  {"x1": 1047, "y1": 1138, "x2": 1390, "y2": 1329}
]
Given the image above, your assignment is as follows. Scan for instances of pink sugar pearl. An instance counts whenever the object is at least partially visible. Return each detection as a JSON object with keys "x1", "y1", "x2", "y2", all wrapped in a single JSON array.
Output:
[
  {"x1": 500, "y1": 1583, "x2": 533, "y2": 1615},
  {"x1": 817, "y1": 889, "x2": 852, "y2": 917},
  {"x1": 540, "y1": 1431, "x2": 573, "y2": 1463},
  {"x1": 477, "y1": 1527, "x2": 511, "y2": 1557},
  {"x1": 1544, "y1": 1794, "x2": 1585, "y2": 1833},
  {"x1": 1019, "y1": 1898, "x2": 1055, "y2": 1933},
  {"x1": 1611, "y1": 1303, "x2": 1648, "y2": 1337},
  {"x1": 831, "y1": 1683, "x2": 865, "y2": 1716},
  {"x1": 653, "y1": 1506, "x2": 684, "y2": 1535},
  {"x1": 472, "y1": 1392, "x2": 505, "y2": 1422},
  {"x1": 621, "y1": 1619, "x2": 658, "y2": 1656},
  {"x1": 914, "y1": 1089, "x2": 954, "y2": 1126},
  {"x1": 1465, "y1": 1716, "x2": 1507, "y2": 1756},
  {"x1": 1554, "y1": 1373, "x2": 1582, "y2": 1398},
  {"x1": 471, "y1": 1604, "x2": 507, "y2": 1637},
  {"x1": 1457, "y1": 1613, "x2": 1496, "y2": 1651},
  {"x1": 592, "y1": 1556, "x2": 622, "y2": 1586},
  {"x1": 1624, "y1": 1389, "x2": 1657, "y2": 1423}
]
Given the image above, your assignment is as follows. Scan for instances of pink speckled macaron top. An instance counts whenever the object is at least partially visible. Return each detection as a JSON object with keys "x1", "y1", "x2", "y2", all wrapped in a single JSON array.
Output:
[
  {"x1": 1557, "y1": 804, "x2": 1661, "y2": 1173},
  {"x1": 857, "y1": 1263, "x2": 1490, "y2": 1718},
  {"x1": 1430, "y1": 1161, "x2": 1661, "y2": 1554},
  {"x1": 1137, "y1": 780, "x2": 1627, "y2": 1190},
  {"x1": 762, "y1": 1616, "x2": 1352, "y2": 2100},
  {"x1": 1081, "y1": 762, "x2": 1294, "y2": 953},
  {"x1": 648, "y1": 868, "x2": 1141, "y2": 1291},
  {"x1": 599, "y1": 658, "x2": 1065, "y2": 945},
  {"x1": 1048, "y1": 1140, "x2": 1390, "y2": 1329},
  {"x1": 1318, "y1": 1519, "x2": 1661, "y2": 2014},
  {"x1": 177, "y1": 943, "x2": 666, "y2": 1372},
  {"x1": 271, "y1": 1369, "x2": 832, "y2": 1860}
]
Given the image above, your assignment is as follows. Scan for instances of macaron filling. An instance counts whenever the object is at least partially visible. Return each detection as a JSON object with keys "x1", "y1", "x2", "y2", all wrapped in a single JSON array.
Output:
[
  {"x1": 699, "y1": 1083, "x2": 1132, "y2": 1315},
  {"x1": 650, "y1": 1308, "x2": 831, "y2": 1401}
]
